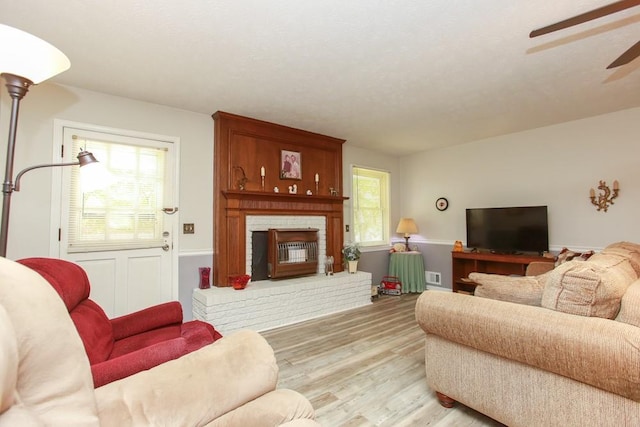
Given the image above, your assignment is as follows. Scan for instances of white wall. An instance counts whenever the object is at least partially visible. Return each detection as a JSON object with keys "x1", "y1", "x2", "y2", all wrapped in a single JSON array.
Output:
[
  {"x1": 0, "y1": 83, "x2": 214, "y2": 259},
  {"x1": 4, "y1": 81, "x2": 638, "y2": 260},
  {"x1": 400, "y1": 107, "x2": 640, "y2": 250}
]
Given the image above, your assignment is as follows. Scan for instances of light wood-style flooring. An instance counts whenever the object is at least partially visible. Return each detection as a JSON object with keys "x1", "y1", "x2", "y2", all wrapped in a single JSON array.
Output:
[{"x1": 261, "y1": 293, "x2": 504, "y2": 426}]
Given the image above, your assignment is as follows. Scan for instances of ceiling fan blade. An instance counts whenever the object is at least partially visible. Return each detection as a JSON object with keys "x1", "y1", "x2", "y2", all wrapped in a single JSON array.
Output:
[
  {"x1": 607, "y1": 40, "x2": 640, "y2": 68},
  {"x1": 530, "y1": 0, "x2": 640, "y2": 37}
]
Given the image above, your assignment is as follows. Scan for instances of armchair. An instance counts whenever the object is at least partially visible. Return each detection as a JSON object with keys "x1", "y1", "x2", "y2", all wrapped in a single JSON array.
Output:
[
  {"x1": 17, "y1": 257, "x2": 222, "y2": 387},
  {"x1": 0, "y1": 256, "x2": 319, "y2": 426}
]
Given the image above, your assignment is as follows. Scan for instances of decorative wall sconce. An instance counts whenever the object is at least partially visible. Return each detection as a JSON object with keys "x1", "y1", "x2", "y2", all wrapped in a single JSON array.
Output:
[
  {"x1": 233, "y1": 166, "x2": 248, "y2": 190},
  {"x1": 589, "y1": 180, "x2": 619, "y2": 212}
]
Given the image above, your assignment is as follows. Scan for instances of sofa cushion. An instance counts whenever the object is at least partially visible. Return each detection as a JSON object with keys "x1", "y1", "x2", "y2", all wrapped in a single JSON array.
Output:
[
  {"x1": 0, "y1": 258, "x2": 99, "y2": 425},
  {"x1": 542, "y1": 254, "x2": 637, "y2": 318},
  {"x1": 0, "y1": 304, "x2": 17, "y2": 416},
  {"x1": 469, "y1": 272, "x2": 548, "y2": 306},
  {"x1": 601, "y1": 241, "x2": 640, "y2": 275},
  {"x1": 616, "y1": 280, "x2": 640, "y2": 327}
]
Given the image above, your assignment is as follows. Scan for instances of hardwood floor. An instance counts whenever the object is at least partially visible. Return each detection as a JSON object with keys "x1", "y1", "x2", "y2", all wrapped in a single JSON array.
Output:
[{"x1": 261, "y1": 293, "x2": 504, "y2": 426}]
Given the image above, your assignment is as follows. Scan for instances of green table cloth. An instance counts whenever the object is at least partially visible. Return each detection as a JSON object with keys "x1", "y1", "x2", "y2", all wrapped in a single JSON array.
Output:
[{"x1": 388, "y1": 252, "x2": 426, "y2": 293}]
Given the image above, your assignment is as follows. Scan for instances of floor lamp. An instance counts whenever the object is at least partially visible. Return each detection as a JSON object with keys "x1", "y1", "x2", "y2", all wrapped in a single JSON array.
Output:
[{"x1": 0, "y1": 24, "x2": 91, "y2": 257}]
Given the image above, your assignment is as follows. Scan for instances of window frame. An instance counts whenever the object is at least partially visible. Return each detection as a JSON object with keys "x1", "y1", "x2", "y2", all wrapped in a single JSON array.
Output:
[{"x1": 350, "y1": 165, "x2": 391, "y2": 248}]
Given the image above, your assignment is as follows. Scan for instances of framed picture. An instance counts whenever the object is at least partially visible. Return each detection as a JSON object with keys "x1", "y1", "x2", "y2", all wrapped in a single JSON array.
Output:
[{"x1": 280, "y1": 150, "x2": 302, "y2": 180}]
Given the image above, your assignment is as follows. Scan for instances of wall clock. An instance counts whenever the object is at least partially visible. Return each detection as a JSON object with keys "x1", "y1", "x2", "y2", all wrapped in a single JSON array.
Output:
[{"x1": 436, "y1": 197, "x2": 449, "y2": 211}]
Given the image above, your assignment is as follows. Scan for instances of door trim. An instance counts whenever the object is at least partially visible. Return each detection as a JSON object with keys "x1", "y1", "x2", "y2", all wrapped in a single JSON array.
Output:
[{"x1": 50, "y1": 119, "x2": 181, "y2": 301}]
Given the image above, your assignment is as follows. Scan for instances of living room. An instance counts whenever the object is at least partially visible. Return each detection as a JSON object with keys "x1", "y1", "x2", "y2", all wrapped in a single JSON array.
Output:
[
  {"x1": 8, "y1": 84, "x2": 639, "y2": 302},
  {"x1": 3, "y1": 79, "x2": 639, "y2": 316},
  {"x1": 1, "y1": 2, "x2": 640, "y2": 424}
]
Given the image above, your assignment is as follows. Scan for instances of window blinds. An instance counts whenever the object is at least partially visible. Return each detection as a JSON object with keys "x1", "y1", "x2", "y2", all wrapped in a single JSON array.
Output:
[{"x1": 67, "y1": 136, "x2": 166, "y2": 252}]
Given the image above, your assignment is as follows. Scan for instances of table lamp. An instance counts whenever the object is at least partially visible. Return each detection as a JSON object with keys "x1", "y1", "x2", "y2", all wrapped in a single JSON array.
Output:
[{"x1": 396, "y1": 218, "x2": 418, "y2": 251}]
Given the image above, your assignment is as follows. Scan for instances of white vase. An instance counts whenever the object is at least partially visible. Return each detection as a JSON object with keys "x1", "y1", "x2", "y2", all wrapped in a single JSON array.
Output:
[{"x1": 347, "y1": 260, "x2": 358, "y2": 274}]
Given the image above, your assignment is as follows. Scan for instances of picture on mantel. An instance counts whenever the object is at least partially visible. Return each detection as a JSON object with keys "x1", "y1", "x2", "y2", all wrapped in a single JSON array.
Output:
[{"x1": 280, "y1": 150, "x2": 302, "y2": 180}]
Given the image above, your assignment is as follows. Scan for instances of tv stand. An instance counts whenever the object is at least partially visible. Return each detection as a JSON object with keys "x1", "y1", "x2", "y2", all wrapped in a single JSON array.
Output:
[
  {"x1": 489, "y1": 250, "x2": 521, "y2": 255},
  {"x1": 452, "y1": 251, "x2": 554, "y2": 294}
]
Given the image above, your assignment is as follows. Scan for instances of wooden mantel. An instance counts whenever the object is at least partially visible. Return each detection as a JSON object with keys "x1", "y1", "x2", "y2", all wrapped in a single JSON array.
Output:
[{"x1": 213, "y1": 112, "x2": 347, "y2": 286}]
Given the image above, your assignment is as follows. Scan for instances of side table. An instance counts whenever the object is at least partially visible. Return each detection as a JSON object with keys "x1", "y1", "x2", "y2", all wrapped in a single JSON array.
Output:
[{"x1": 389, "y1": 251, "x2": 426, "y2": 293}]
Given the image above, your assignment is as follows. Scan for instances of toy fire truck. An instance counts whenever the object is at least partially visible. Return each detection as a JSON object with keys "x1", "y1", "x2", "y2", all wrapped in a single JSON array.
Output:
[{"x1": 380, "y1": 275, "x2": 402, "y2": 296}]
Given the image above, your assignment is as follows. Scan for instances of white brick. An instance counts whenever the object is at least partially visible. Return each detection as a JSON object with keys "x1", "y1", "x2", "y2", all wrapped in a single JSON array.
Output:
[{"x1": 193, "y1": 271, "x2": 372, "y2": 335}]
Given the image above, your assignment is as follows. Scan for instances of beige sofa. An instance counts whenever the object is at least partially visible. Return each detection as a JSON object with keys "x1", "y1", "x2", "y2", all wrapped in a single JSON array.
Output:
[
  {"x1": 416, "y1": 242, "x2": 640, "y2": 426},
  {"x1": 0, "y1": 257, "x2": 320, "y2": 426}
]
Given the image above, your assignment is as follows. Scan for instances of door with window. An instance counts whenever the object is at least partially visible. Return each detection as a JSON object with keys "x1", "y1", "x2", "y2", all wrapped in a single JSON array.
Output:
[{"x1": 53, "y1": 122, "x2": 179, "y2": 318}]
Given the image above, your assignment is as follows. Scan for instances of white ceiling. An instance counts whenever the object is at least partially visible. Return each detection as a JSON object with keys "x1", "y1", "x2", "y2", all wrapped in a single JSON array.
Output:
[{"x1": 1, "y1": 1, "x2": 639, "y2": 156}]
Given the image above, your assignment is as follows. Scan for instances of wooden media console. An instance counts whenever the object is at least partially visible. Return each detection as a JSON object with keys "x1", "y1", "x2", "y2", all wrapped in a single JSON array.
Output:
[{"x1": 451, "y1": 251, "x2": 554, "y2": 293}]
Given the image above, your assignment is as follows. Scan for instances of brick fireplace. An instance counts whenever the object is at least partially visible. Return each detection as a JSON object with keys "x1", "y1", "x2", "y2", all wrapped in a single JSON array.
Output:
[
  {"x1": 201, "y1": 112, "x2": 371, "y2": 332},
  {"x1": 213, "y1": 111, "x2": 347, "y2": 286}
]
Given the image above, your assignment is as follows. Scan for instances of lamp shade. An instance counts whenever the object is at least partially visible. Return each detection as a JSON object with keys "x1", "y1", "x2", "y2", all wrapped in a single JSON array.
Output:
[
  {"x1": 0, "y1": 24, "x2": 70, "y2": 84},
  {"x1": 396, "y1": 218, "x2": 418, "y2": 235}
]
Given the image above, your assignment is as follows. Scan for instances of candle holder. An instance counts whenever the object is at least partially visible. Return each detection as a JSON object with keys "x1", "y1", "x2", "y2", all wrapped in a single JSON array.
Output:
[
  {"x1": 260, "y1": 166, "x2": 265, "y2": 190},
  {"x1": 233, "y1": 166, "x2": 248, "y2": 190},
  {"x1": 589, "y1": 180, "x2": 619, "y2": 212}
]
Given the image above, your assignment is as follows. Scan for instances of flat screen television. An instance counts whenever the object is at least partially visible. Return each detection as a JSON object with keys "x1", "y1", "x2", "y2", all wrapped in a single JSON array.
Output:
[{"x1": 465, "y1": 206, "x2": 549, "y2": 254}]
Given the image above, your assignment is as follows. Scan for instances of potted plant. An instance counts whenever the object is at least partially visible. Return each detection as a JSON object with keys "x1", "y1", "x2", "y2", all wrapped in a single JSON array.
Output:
[{"x1": 342, "y1": 242, "x2": 361, "y2": 274}]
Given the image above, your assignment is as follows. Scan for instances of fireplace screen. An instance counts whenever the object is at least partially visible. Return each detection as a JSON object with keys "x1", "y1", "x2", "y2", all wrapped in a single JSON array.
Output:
[{"x1": 268, "y1": 228, "x2": 319, "y2": 279}]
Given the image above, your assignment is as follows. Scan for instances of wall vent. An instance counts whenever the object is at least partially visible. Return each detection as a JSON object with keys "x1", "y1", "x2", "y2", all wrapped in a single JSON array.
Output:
[{"x1": 426, "y1": 271, "x2": 441, "y2": 285}]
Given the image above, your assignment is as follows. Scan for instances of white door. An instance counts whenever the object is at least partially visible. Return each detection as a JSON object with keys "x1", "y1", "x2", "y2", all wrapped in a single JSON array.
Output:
[{"x1": 52, "y1": 121, "x2": 179, "y2": 318}]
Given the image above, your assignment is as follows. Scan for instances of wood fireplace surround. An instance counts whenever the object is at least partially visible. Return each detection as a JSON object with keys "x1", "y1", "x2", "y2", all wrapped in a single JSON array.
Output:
[{"x1": 213, "y1": 111, "x2": 347, "y2": 286}]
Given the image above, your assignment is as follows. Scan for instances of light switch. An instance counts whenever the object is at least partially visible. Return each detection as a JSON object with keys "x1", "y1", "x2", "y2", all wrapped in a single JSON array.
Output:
[{"x1": 183, "y1": 223, "x2": 195, "y2": 234}]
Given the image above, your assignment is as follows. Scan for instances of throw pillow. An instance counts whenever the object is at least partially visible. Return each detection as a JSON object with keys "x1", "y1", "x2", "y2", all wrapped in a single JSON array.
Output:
[
  {"x1": 555, "y1": 247, "x2": 594, "y2": 267},
  {"x1": 542, "y1": 254, "x2": 637, "y2": 319}
]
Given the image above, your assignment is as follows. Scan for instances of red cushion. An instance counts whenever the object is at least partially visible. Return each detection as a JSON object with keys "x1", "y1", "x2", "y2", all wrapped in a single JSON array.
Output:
[
  {"x1": 110, "y1": 301, "x2": 183, "y2": 340},
  {"x1": 17, "y1": 257, "x2": 90, "y2": 311},
  {"x1": 91, "y1": 338, "x2": 188, "y2": 387},
  {"x1": 70, "y1": 300, "x2": 114, "y2": 364},
  {"x1": 181, "y1": 320, "x2": 223, "y2": 353},
  {"x1": 110, "y1": 325, "x2": 182, "y2": 358}
]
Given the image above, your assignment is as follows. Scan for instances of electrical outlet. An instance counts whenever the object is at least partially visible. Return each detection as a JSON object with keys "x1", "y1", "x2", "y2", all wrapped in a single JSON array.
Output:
[{"x1": 183, "y1": 223, "x2": 195, "y2": 234}]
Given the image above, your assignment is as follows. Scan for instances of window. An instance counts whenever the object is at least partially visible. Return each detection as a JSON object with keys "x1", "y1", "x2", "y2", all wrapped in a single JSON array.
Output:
[
  {"x1": 352, "y1": 166, "x2": 390, "y2": 246},
  {"x1": 67, "y1": 135, "x2": 167, "y2": 252}
]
